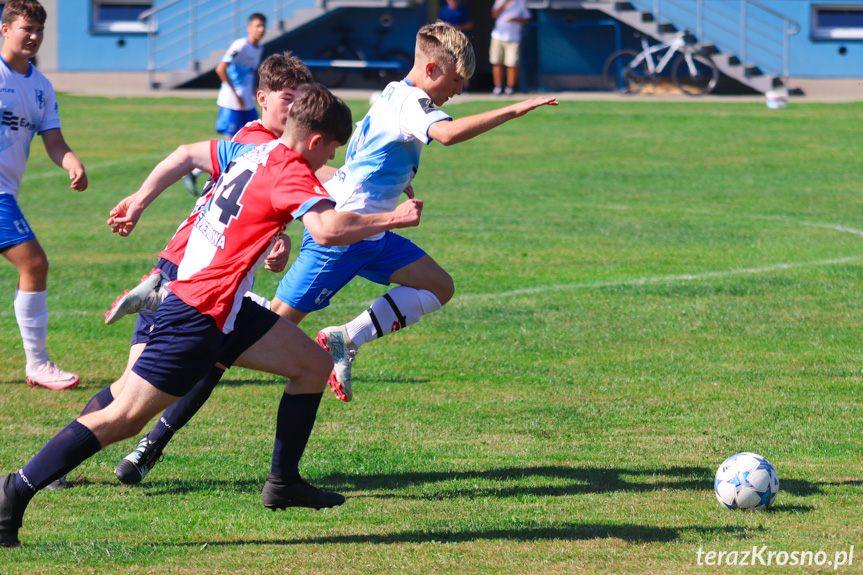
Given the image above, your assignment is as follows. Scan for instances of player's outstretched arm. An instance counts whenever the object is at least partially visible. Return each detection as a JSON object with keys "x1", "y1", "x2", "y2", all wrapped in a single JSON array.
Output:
[
  {"x1": 300, "y1": 198, "x2": 423, "y2": 247},
  {"x1": 428, "y1": 96, "x2": 558, "y2": 146},
  {"x1": 107, "y1": 141, "x2": 212, "y2": 237},
  {"x1": 41, "y1": 129, "x2": 88, "y2": 191}
]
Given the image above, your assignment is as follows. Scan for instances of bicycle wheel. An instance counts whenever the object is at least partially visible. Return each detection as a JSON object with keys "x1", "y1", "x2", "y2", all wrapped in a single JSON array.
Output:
[
  {"x1": 375, "y1": 49, "x2": 412, "y2": 86},
  {"x1": 313, "y1": 47, "x2": 350, "y2": 89},
  {"x1": 672, "y1": 53, "x2": 719, "y2": 96},
  {"x1": 603, "y1": 50, "x2": 649, "y2": 95}
]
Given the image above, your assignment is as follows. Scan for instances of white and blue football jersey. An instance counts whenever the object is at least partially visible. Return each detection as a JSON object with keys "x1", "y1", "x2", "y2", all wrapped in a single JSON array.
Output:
[
  {"x1": 324, "y1": 79, "x2": 450, "y2": 239},
  {"x1": 216, "y1": 38, "x2": 263, "y2": 112},
  {"x1": 0, "y1": 58, "x2": 60, "y2": 200}
]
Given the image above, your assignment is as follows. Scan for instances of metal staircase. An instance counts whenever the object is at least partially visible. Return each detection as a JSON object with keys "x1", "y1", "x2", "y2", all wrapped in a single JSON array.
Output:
[
  {"x1": 589, "y1": 0, "x2": 800, "y2": 93},
  {"x1": 527, "y1": 0, "x2": 800, "y2": 94},
  {"x1": 139, "y1": 0, "x2": 417, "y2": 89}
]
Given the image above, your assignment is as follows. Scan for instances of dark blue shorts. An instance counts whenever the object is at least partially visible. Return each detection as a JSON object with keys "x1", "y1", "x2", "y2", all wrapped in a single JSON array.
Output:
[
  {"x1": 0, "y1": 194, "x2": 36, "y2": 252},
  {"x1": 131, "y1": 293, "x2": 279, "y2": 397},
  {"x1": 131, "y1": 259, "x2": 179, "y2": 346}
]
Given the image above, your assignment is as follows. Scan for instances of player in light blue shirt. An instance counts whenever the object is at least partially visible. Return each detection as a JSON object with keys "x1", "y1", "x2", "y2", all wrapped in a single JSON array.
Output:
[{"x1": 271, "y1": 22, "x2": 557, "y2": 402}]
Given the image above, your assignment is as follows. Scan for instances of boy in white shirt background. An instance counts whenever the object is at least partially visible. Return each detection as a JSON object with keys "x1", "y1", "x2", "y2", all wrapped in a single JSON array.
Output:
[{"x1": 0, "y1": 0, "x2": 88, "y2": 390}]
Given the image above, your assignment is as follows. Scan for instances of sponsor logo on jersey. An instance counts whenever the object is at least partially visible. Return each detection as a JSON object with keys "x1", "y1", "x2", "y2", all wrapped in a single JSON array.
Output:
[
  {"x1": 418, "y1": 98, "x2": 437, "y2": 114},
  {"x1": 193, "y1": 213, "x2": 227, "y2": 249}
]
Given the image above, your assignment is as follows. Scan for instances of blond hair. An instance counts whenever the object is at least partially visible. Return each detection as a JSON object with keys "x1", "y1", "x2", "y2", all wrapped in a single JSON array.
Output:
[{"x1": 416, "y1": 21, "x2": 475, "y2": 80}]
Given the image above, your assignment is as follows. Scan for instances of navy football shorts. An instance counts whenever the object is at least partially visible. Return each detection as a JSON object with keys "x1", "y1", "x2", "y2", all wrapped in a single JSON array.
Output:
[{"x1": 131, "y1": 293, "x2": 278, "y2": 397}]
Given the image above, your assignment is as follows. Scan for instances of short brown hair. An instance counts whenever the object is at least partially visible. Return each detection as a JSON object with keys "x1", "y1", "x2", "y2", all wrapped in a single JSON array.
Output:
[
  {"x1": 2, "y1": 0, "x2": 47, "y2": 26},
  {"x1": 257, "y1": 52, "x2": 313, "y2": 93},
  {"x1": 286, "y1": 83, "x2": 353, "y2": 145},
  {"x1": 416, "y1": 21, "x2": 475, "y2": 79}
]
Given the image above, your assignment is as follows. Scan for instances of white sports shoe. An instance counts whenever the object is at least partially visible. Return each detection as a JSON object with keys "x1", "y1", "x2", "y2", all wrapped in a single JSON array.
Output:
[
  {"x1": 182, "y1": 173, "x2": 198, "y2": 197},
  {"x1": 315, "y1": 325, "x2": 358, "y2": 402},
  {"x1": 104, "y1": 269, "x2": 166, "y2": 325},
  {"x1": 25, "y1": 361, "x2": 79, "y2": 390}
]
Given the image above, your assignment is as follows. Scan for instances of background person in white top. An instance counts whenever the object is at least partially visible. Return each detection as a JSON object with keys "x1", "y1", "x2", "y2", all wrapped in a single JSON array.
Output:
[
  {"x1": 184, "y1": 12, "x2": 266, "y2": 196},
  {"x1": 0, "y1": 0, "x2": 88, "y2": 390},
  {"x1": 490, "y1": 0, "x2": 531, "y2": 96}
]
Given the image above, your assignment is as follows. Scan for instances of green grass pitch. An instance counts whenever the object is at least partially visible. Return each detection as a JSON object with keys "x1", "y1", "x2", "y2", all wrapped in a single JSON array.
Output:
[{"x1": 1, "y1": 94, "x2": 862, "y2": 573}]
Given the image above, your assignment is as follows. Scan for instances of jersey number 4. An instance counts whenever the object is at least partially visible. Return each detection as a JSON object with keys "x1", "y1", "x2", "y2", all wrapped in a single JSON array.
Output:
[{"x1": 213, "y1": 166, "x2": 254, "y2": 226}]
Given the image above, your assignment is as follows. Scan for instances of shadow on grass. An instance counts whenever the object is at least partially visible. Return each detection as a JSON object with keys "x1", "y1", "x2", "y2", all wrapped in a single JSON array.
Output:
[
  {"x1": 93, "y1": 465, "x2": 830, "y2": 508},
  {"x1": 322, "y1": 466, "x2": 828, "y2": 503},
  {"x1": 214, "y1": 376, "x2": 432, "y2": 387},
  {"x1": 172, "y1": 522, "x2": 763, "y2": 547}
]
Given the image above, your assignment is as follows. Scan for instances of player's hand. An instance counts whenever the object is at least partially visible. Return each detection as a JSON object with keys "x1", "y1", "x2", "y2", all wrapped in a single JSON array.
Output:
[
  {"x1": 107, "y1": 195, "x2": 146, "y2": 237},
  {"x1": 392, "y1": 198, "x2": 423, "y2": 228},
  {"x1": 512, "y1": 96, "x2": 558, "y2": 117},
  {"x1": 265, "y1": 234, "x2": 291, "y2": 272},
  {"x1": 402, "y1": 183, "x2": 415, "y2": 199},
  {"x1": 69, "y1": 167, "x2": 88, "y2": 191}
]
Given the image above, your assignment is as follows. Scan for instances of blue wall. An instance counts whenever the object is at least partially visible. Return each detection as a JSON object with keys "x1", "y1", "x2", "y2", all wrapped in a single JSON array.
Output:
[
  {"x1": 51, "y1": 0, "x2": 863, "y2": 79},
  {"x1": 57, "y1": 1, "x2": 150, "y2": 71}
]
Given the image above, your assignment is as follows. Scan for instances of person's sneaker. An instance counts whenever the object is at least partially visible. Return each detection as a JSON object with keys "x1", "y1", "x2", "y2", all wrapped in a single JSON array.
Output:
[
  {"x1": 25, "y1": 361, "x2": 79, "y2": 390},
  {"x1": 44, "y1": 476, "x2": 68, "y2": 491},
  {"x1": 182, "y1": 173, "x2": 198, "y2": 197},
  {"x1": 315, "y1": 325, "x2": 358, "y2": 402},
  {"x1": 504, "y1": 86, "x2": 514, "y2": 96},
  {"x1": 492, "y1": 85, "x2": 503, "y2": 96},
  {"x1": 115, "y1": 436, "x2": 163, "y2": 485},
  {"x1": 104, "y1": 268, "x2": 165, "y2": 325},
  {"x1": 0, "y1": 473, "x2": 25, "y2": 548},
  {"x1": 261, "y1": 473, "x2": 345, "y2": 510}
]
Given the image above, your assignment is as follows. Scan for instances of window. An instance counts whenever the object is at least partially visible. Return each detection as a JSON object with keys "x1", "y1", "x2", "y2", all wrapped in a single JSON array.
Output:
[
  {"x1": 92, "y1": 1, "x2": 152, "y2": 33},
  {"x1": 812, "y1": 5, "x2": 863, "y2": 39}
]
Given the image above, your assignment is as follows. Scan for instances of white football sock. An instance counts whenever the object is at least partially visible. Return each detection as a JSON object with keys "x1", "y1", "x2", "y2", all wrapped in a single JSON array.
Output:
[
  {"x1": 14, "y1": 289, "x2": 50, "y2": 370},
  {"x1": 345, "y1": 286, "x2": 442, "y2": 348}
]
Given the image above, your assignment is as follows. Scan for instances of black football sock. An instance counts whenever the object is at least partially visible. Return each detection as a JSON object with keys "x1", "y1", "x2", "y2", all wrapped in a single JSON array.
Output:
[
  {"x1": 270, "y1": 392, "x2": 323, "y2": 477},
  {"x1": 15, "y1": 420, "x2": 102, "y2": 504}
]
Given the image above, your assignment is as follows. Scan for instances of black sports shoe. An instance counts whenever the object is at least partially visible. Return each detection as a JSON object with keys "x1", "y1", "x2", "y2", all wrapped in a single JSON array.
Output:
[
  {"x1": 115, "y1": 436, "x2": 163, "y2": 485},
  {"x1": 0, "y1": 473, "x2": 25, "y2": 548},
  {"x1": 261, "y1": 474, "x2": 345, "y2": 510}
]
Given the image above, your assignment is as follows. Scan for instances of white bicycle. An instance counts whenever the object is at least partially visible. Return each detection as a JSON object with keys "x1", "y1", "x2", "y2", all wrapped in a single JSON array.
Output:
[{"x1": 603, "y1": 32, "x2": 719, "y2": 96}]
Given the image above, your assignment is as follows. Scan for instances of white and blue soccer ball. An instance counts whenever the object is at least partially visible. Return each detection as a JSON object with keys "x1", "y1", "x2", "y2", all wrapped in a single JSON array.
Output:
[{"x1": 714, "y1": 452, "x2": 779, "y2": 510}]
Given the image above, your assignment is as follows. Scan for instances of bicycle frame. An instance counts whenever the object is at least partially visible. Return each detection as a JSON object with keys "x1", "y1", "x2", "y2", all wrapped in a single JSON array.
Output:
[{"x1": 631, "y1": 33, "x2": 688, "y2": 75}]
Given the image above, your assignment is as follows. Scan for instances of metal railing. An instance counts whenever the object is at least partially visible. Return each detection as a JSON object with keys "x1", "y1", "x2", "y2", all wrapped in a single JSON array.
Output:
[
  {"x1": 138, "y1": 0, "x2": 312, "y2": 87},
  {"x1": 630, "y1": 0, "x2": 798, "y2": 82}
]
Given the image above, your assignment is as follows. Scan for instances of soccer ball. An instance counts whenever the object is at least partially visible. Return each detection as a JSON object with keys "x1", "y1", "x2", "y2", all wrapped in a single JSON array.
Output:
[{"x1": 714, "y1": 452, "x2": 779, "y2": 510}]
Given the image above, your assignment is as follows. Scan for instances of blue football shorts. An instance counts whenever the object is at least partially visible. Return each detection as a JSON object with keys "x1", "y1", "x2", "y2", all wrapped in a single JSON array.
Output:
[
  {"x1": 131, "y1": 258, "x2": 179, "y2": 346},
  {"x1": 132, "y1": 292, "x2": 279, "y2": 397},
  {"x1": 274, "y1": 229, "x2": 426, "y2": 313},
  {"x1": 0, "y1": 194, "x2": 36, "y2": 252},
  {"x1": 215, "y1": 106, "x2": 259, "y2": 137}
]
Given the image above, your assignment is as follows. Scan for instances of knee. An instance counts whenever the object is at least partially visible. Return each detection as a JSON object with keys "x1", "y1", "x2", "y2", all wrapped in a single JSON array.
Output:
[
  {"x1": 286, "y1": 344, "x2": 333, "y2": 394},
  {"x1": 434, "y1": 273, "x2": 455, "y2": 306},
  {"x1": 19, "y1": 254, "x2": 49, "y2": 283}
]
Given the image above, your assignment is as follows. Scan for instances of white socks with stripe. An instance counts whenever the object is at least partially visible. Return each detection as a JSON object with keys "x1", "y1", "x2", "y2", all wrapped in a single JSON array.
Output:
[
  {"x1": 345, "y1": 286, "x2": 442, "y2": 348},
  {"x1": 14, "y1": 289, "x2": 50, "y2": 370}
]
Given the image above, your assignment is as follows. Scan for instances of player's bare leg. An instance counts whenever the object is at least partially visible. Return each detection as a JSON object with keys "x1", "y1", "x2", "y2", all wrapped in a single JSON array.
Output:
[
  {"x1": 317, "y1": 255, "x2": 453, "y2": 401},
  {"x1": 234, "y1": 317, "x2": 345, "y2": 510},
  {"x1": 3, "y1": 239, "x2": 78, "y2": 390}
]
